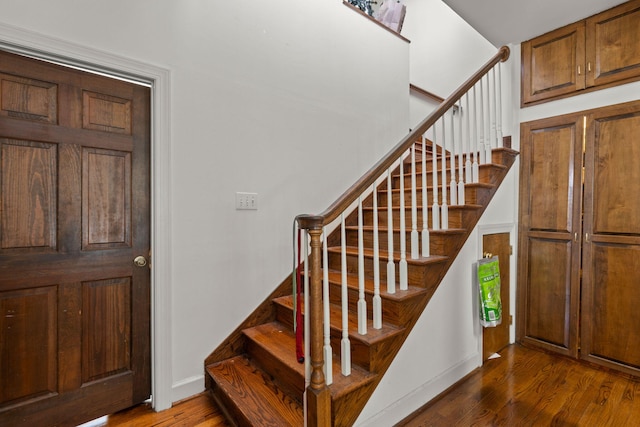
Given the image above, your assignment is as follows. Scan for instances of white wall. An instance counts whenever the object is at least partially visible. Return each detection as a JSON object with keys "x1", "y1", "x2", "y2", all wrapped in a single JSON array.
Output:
[{"x1": 0, "y1": 0, "x2": 410, "y2": 407}]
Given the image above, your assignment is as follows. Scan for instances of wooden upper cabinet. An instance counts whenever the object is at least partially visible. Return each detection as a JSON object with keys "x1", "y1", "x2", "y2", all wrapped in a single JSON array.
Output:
[
  {"x1": 586, "y1": 1, "x2": 640, "y2": 87},
  {"x1": 522, "y1": 23, "x2": 585, "y2": 105},
  {"x1": 522, "y1": 0, "x2": 640, "y2": 106}
]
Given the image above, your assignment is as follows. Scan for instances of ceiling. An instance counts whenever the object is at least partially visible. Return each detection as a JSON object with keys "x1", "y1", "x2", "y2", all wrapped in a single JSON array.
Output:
[{"x1": 442, "y1": 0, "x2": 627, "y2": 46}]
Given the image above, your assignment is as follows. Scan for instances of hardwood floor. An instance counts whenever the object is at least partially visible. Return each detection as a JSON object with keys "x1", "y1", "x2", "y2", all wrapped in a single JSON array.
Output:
[
  {"x1": 397, "y1": 344, "x2": 640, "y2": 426},
  {"x1": 79, "y1": 393, "x2": 230, "y2": 427},
  {"x1": 87, "y1": 344, "x2": 640, "y2": 426}
]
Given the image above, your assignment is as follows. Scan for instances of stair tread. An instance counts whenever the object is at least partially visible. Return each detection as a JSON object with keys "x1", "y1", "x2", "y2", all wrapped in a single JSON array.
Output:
[
  {"x1": 326, "y1": 245, "x2": 449, "y2": 265},
  {"x1": 273, "y1": 295, "x2": 404, "y2": 346},
  {"x1": 325, "y1": 270, "x2": 428, "y2": 302},
  {"x1": 206, "y1": 355, "x2": 304, "y2": 426},
  {"x1": 243, "y1": 322, "x2": 377, "y2": 398}
]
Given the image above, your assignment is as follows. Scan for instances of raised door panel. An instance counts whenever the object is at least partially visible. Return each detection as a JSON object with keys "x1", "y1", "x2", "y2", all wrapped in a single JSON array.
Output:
[
  {"x1": 527, "y1": 125, "x2": 576, "y2": 233},
  {"x1": 517, "y1": 116, "x2": 583, "y2": 357},
  {"x1": 523, "y1": 238, "x2": 574, "y2": 351},
  {"x1": 0, "y1": 139, "x2": 57, "y2": 251},
  {"x1": 582, "y1": 244, "x2": 640, "y2": 374},
  {"x1": 586, "y1": 0, "x2": 640, "y2": 88},
  {"x1": 0, "y1": 286, "x2": 57, "y2": 405},
  {"x1": 521, "y1": 22, "x2": 585, "y2": 106}
]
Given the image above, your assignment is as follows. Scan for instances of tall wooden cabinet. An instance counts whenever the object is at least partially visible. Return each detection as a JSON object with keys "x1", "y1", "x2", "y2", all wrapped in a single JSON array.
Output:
[
  {"x1": 518, "y1": 100, "x2": 640, "y2": 376},
  {"x1": 522, "y1": 0, "x2": 640, "y2": 106}
]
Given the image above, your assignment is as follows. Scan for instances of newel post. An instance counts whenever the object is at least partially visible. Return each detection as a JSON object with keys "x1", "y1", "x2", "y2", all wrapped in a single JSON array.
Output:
[{"x1": 297, "y1": 215, "x2": 331, "y2": 427}]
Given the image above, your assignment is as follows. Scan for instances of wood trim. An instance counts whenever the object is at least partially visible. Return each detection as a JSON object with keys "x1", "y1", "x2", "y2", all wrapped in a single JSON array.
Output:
[
  {"x1": 298, "y1": 46, "x2": 510, "y2": 228},
  {"x1": 410, "y1": 83, "x2": 459, "y2": 112},
  {"x1": 342, "y1": 1, "x2": 410, "y2": 43},
  {"x1": 409, "y1": 84, "x2": 444, "y2": 104}
]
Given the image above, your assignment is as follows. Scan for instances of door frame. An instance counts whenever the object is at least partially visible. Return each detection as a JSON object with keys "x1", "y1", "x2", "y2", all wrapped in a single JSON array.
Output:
[
  {"x1": 476, "y1": 224, "x2": 516, "y2": 359},
  {"x1": 0, "y1": 24, "x2": 173, "y2": 411}
]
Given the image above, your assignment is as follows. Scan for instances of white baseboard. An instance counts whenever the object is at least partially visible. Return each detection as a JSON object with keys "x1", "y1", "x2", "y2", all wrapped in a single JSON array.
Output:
[
  {"x1": 171, "y1": 375, "x2": 205, "y2": 405},
  {"x1": 355, "y1": 352, "x2": 481, "y2": 426}
]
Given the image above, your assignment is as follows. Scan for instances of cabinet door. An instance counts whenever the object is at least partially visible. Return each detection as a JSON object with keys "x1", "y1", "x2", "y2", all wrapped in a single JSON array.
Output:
[
  {"x1": 586, "y1": 0, "x2": 640, "y2": 88},
  {"x1": 517, "y1": 115, "x2": 584, "y2": 357},
  {"x1": 581, "y1": 101, "x2": 640, "y2": 376},
  {"x1": 521, "y1": 23, "x2": 585, "y2": 106}
]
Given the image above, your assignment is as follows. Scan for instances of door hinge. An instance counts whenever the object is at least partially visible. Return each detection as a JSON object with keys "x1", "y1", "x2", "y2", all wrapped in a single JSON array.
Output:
[
  {"x1": 509, "y1": 315, "x2": 513, "y2": 325},
  {"x1": 510, "y1": 245, "x2": 513, "y2": 255}
]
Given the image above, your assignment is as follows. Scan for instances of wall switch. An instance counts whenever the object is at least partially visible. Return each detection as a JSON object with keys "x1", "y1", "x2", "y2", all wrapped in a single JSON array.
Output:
[{"x1": 236, "y1": 192, "x2": 258, "y2": 210}]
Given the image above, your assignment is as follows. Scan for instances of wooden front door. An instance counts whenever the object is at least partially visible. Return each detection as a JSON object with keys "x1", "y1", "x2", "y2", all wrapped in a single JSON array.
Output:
[
  {"x1": 482, "y1": 232, "x2": 511, "y2": 360},
  {"x1": 0, "y1": 50, "x2": 151, "y2": 426}
]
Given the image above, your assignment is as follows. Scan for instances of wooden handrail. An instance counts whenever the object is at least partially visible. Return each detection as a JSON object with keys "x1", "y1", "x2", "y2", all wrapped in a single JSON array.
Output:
[{"x1": 296, "y1": 45, "x2": 510, "y2": 230}]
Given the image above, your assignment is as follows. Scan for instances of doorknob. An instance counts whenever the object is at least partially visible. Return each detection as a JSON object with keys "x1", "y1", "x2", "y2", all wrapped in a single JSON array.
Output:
[{"x1": 133, "y1": 255, "x2": 148, "y2": 267}]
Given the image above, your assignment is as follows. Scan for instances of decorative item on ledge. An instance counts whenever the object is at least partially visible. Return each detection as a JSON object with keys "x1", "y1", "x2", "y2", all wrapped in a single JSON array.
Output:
[
  {"x1": 348, "y1": 0, "x2": 374, "y2": 16},
  {"x1": 375, "y1": 0, "x2": 406, "y2": 33}
]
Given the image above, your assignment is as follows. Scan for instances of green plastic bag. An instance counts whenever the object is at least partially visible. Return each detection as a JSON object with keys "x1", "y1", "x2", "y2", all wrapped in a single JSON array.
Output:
[{"x1": 478, "y1": 256, "x2": 502, "y2": 327}]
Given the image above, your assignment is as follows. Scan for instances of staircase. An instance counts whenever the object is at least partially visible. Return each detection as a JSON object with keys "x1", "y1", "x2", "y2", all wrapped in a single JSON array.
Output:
[{"x1": 204, "y1": 47, "x2": 515, "y2": 426}]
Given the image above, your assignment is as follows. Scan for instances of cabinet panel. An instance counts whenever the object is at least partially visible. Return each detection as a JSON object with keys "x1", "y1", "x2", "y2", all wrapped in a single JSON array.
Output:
[
  {"x1": 521, "y1": 23, "x2": 585, "y2": 105},
  {"x1": 580, "y1": 100, "x2": 640, "y2": 376},
  {"x1": 586, "y1": 0, "x2": 640, "y2": 87},
  {"x1": 517, "y1": 116, "x2": 583, "y2": 358}
]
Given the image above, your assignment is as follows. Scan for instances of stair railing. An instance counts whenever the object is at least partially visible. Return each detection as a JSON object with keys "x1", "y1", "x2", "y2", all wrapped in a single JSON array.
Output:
[{"x1": 295, "y1": 46, "x2": 509, "y2": 427}]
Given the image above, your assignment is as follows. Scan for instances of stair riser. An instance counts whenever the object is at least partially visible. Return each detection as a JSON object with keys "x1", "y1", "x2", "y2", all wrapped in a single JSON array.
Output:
[
  {"x1": 326, "y1": 251, "x2": 447, "y2": 288},
  {"x1": 376, "y1": 185, "x2": 485, "y2": 206},
  {"x1": 245, "y1": 339, "x2": 305, "y2": 399},
  {"x1": 274, "y1": 300, "x2": 406, "y2": 373},
  {"x1": 364, "y1": 208, "x2": 465, "y2": 229},
  {"x1": 326, "y1": 281, "x2": 428, "y2": 326},
  {"x1": 393, "y1": 163, "x2": 502, "y2": 188},
  {"x1": 344, "y1": 228, "x2": 465, "y2": 256}
]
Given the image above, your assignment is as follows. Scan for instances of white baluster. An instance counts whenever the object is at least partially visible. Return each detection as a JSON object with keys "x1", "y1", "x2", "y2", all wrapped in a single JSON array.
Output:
[
  {"x1": 421, "y1": 135, "x2": 430, "y2": 258},
  {"x1": 479, "y1": 77, "x2": 486, "y2": 165},
  {"x1": 303, "y1": 231, "x2": 310, "y2": 381},
  {"x1": 340, "y1": 213, "x2": 351, "y2": 376},
  {"x1": 372, "y1": 184, "x2": 382, "y2": 329},
  {"x1": 472, "y1": 85, "x2": 479, "y2": 183},
  {"x1": 386, "y1": 169, "x2": 396, "y2": 294},
  {"x1": 449, "y1": 111, "x2": 457, "y2": 206},
  {"x1": 410, "y1": 145, "x2": 419, "y2": 259},
  {"x1": 497, "y1": 63, "x2": 503, "y2": 147},
  {"x1": 465, "y1": 93, "x2": 472, "y2": 184},
  {"x1": 441, "y1": 118, "x2": 449, "y2": 230},
  {"x1": 399, "y1": 153, "x2": 408, "y2": 291},
  {"x1": 322, "y1": 227, "x2": 332, "y2": 385},
  {"x1": 432, "y1": 121, "x2": 440, "y2": 231},
  {"x1": 485, "y1": 72, "x2": 493, "y2": 163},
  {"x1": 457, "y1": 100, "x2": 466, "y2": 205},
  {"x1": 357, "y1": 197, "x2": 367, "y2": 335}
]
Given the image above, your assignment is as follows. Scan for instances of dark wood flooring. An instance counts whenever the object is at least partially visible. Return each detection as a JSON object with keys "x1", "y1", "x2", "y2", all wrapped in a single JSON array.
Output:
[{"x1": 87, "y1": 344, "x2": 640, "y2": 426}]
